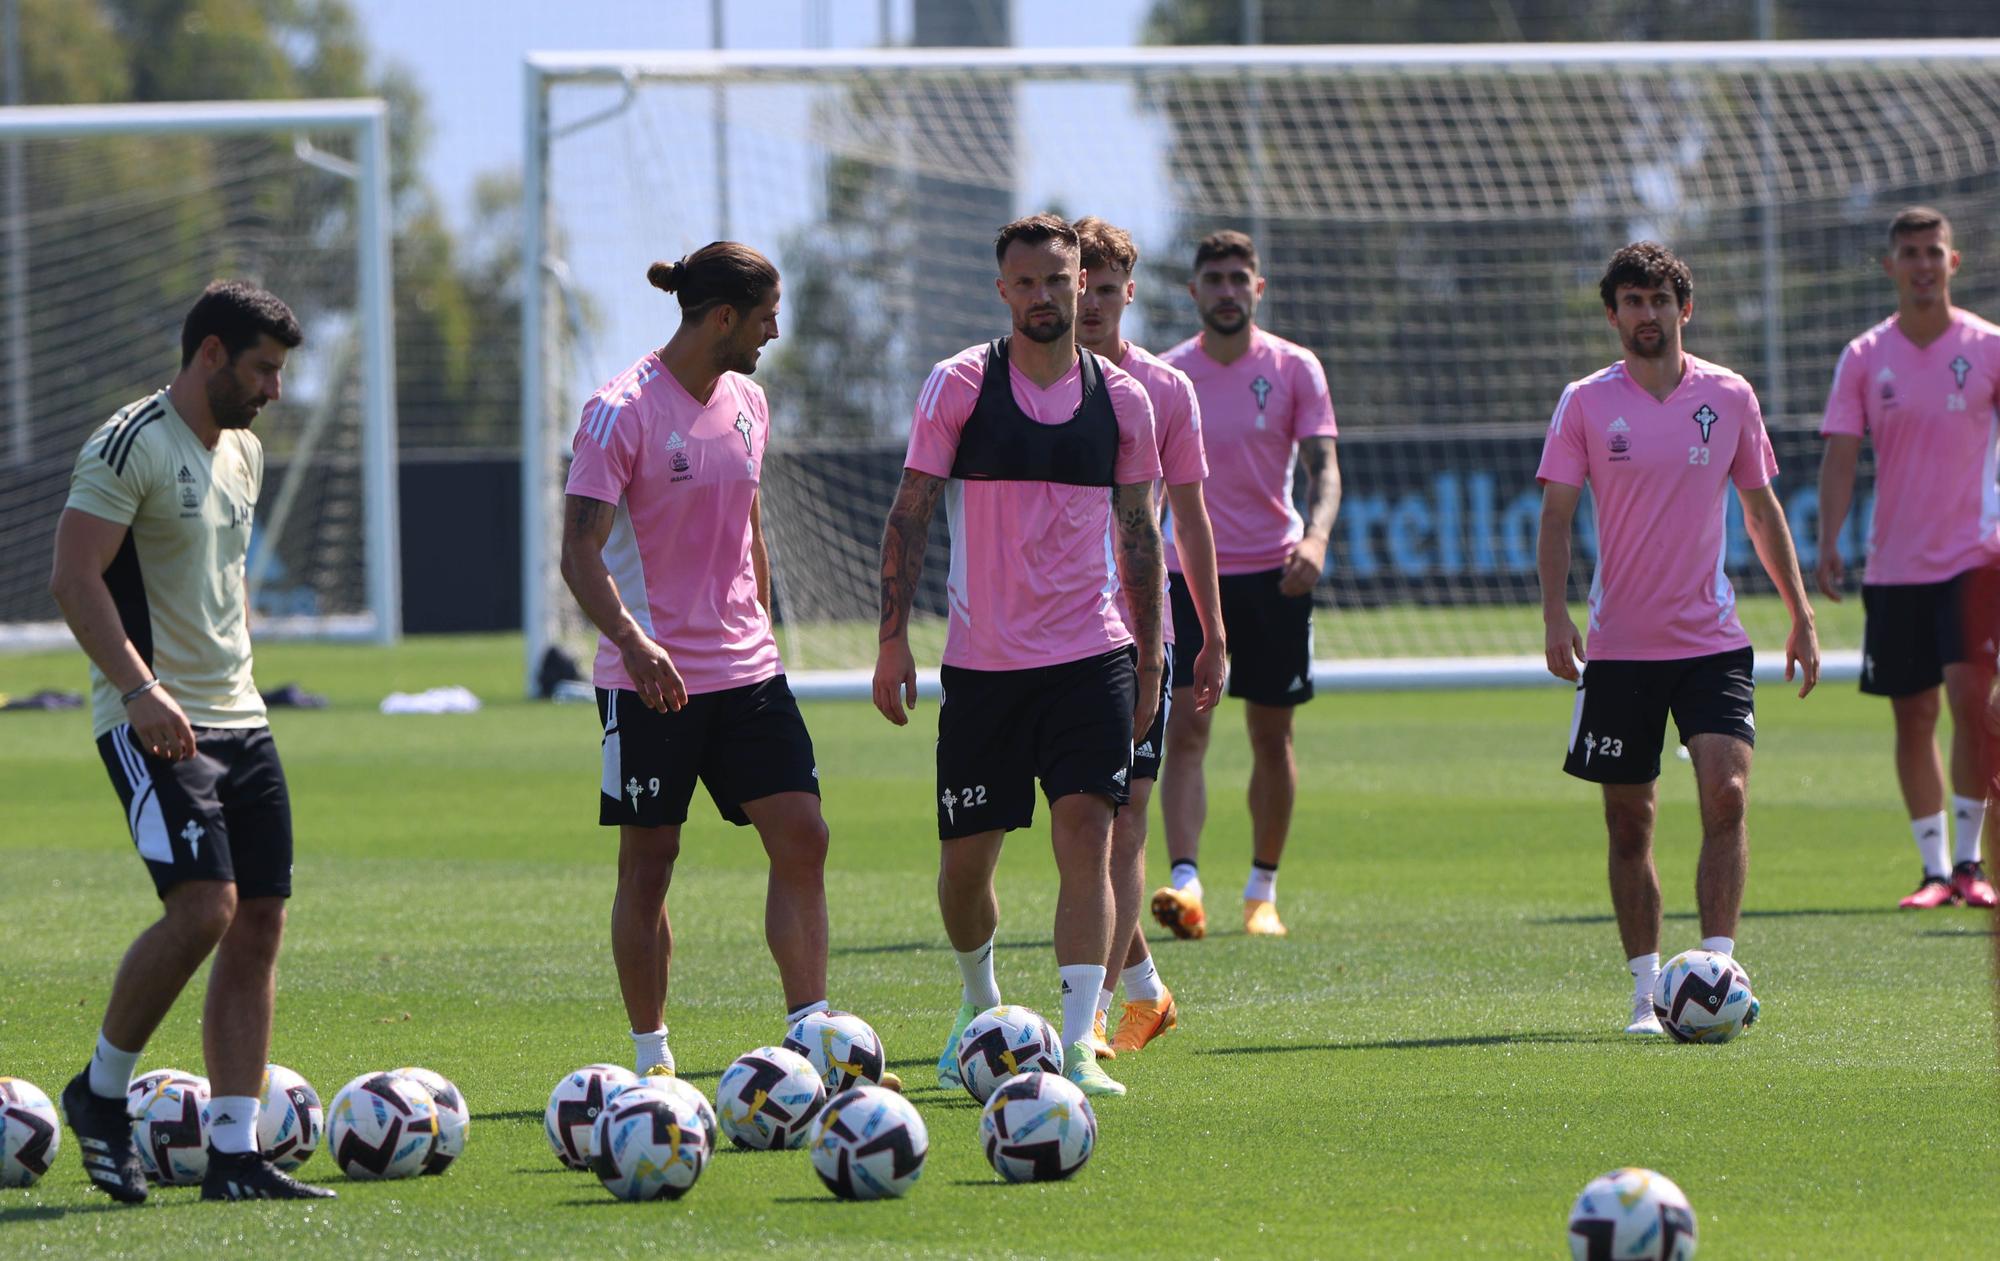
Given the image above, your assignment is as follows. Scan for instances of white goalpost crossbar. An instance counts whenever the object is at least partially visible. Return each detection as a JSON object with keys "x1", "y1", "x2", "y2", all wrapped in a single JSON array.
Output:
[
  {"x1": 0, "y1": 98, "x2": 400, "y2": 649},
  {"x1": 522, "y1": 41, "x2": 2000, "y2": 697}
]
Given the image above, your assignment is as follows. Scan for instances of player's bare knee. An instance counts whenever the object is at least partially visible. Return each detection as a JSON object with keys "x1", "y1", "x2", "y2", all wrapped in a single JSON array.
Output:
[
  {"x1": 770, "y1": 814, "x2": 829, "y2": 874},
  {"x1": 617, "y1": 839, "x2": 678, "y2": 901},
  {"x1": 163, "y1": 881, "x2": 237, "y2": 949},
  {"x1": 1891, "y1": 689, "x2": 1942, "y2": 736},
  {"x1": 1166, "y1": 705, "x2": 1211, "y2": 758},
  {"x1": 1701, "y1": 776, "x2": 1749, "y2": 832},
  {"x1": 1602, "y1": 798, "x2": 1655, "y2": 857},
  {"x1": 226, "y1": 897, "x2": 286, "y2": 948}
]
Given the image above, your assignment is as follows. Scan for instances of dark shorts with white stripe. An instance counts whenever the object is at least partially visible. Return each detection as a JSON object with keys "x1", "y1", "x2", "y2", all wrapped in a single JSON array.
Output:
[
  {"x1": 1562, "y1": 648, "x2": 1756, "y2": 785},
  {"x1": 94, "y1": 724, "x2": 294, "y2": 899},
  {"x1": 1130, "y1": 643, "x2": 1174, "y2": 782},
  {"x1": 596, "y1": 677, "x2": 820, "y2": 828},
  {"x1": 1170, "y1": 567, "x2": 1317, "y2": 707}
]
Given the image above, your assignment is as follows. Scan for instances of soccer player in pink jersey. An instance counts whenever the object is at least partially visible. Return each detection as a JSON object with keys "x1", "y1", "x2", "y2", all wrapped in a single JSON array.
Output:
[
  {"x1": 561, "y1": 243, "x2": 851, "y2": 1081},
  {"x1": 872, "y1": 214, "x2": 1165, "y2": 1099},
  {"x1": 1151, "y1": 230, "x2": 1340, "y2": 941},
  {"x1": 1537, "y1": 242, "x2": 1819, "y2": 1036},
  {"x1": 1815, "y1": 206, "x2": 2000, "y2": 910},
  {"x1": 1071, "y1": 216, "x2": 1225, "y2": 1059}
]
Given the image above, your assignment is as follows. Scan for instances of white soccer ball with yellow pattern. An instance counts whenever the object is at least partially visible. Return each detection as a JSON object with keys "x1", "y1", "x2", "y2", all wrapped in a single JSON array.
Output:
[{"x1": 1567, "y1": 1167, "x2": 1697, "y2": 1260}]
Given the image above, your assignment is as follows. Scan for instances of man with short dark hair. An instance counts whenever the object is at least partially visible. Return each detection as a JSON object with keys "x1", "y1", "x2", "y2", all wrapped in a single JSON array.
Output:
[
  {"x1": 874, "y1": 213, "x2": 1164, "y2": 1098},
  {"x1": 1538, "y1": 242, "x2": 1819, "y2": 1035},
  {"x1": 49, "y1": 280, "x2": 333, "y2": 1202},
  {"x1": 1816, "y1": 206, "x2": 2000, "y2": 910},
  {"x1": 1072, "y1": 215, "x2": 1224, "y2": 1058},
  {"x1": 1152, "y1": 230, "x2": 1339, "y2": 941}
]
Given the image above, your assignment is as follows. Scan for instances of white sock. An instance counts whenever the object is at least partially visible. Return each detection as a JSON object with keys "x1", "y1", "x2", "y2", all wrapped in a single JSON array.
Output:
[
  {"x1": 1058, "y1": 964, "x2": 1106, "y2": 1050},
  {"x1": 786, "y1": 999, "x2": 829, "y2": 1026},
  {"x1": 1244, "y1": 863, "x2": 1277, "y2": 903},
  {"x1": 1095, "y1": 987, "x2": 1114, "y2": 1018},
  {"x1": 1701, "y1": 936, "x2": 1735, "y2": 957},
  {"x1": 632, "y1": 1027, "x2": 671, "y2": 1074},
  {"x1": 208, "y1": 1095, "x2": 260, "y2": 1154},
  {"x1": 1912, "y1": 811, "x2": 1950, "y2": 878},
  {"x1": 955, "y1": 936, "x2": 1001, "y2": 1009},
  {"x1": 1627, "y1": 952, "x2": 1660, "y2": 1001},
  {"x1": 1170, "y1": 863, "x2": 1202, "y2": 901},
  {"x1": 88, "y1": 1031, "x2": 141, "y2": 1100},
  {"x1": 1121, "y1": 955, "x2": 1164, "y2": 1003},
  {"x1": 1951, "y1": 795, "x2": 1986, "y2": 866}
]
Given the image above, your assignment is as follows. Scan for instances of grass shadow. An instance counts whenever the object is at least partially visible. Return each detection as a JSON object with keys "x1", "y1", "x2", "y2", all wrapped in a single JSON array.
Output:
[
  {"x1": 475, "y1": 1108, "x2": 544, "y2": 1123},
  {"x1": 1917, "y1": 928, "x2": 1997, "y2": 937},
  {"x1": 832, "y1": 937, "x2": 1055, "y2": 957},
  {"x1": 1197, "y1": 1031, "x2": 1621, "y2": 1056},
  {"x1": 1532, "y1": 907, "x2": 1900, "y2": 925},
  {"x1": 0, "y1": 1198, "x2": 196, "y2": 1223}
]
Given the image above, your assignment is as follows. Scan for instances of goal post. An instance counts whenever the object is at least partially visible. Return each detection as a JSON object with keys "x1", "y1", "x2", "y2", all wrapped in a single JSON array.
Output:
[
  {"x1": 0, "y1": 98, "x2": 400, "y2": 649},
  {"x1": 523, "y1": 40, "x2": 2000, "y2": 697}
]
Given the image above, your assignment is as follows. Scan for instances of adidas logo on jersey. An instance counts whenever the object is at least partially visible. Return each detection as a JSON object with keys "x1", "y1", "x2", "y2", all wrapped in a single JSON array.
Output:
[
  {"x1": 664, "y1": 431, "x2": 687, "y2": 451},
  {"x1": 1134, "y1": 741, "x2": 1155, "y2": 759},
  {"x1": 176, "y1": 464, "x2": 197, "y2": 484},
  {"x1": 1608, "y1": 417, "x2": 1629, "y2": 433}
]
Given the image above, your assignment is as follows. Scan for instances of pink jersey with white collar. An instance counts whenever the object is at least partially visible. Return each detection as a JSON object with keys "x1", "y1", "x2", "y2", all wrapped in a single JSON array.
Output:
[
  {"x1": 565, "y1": 352, "x2": 783, "y2": 695},
  {"x1": 904, "y1": 343, "x2": 1162, "y2": 671},
  {"x1": 1819, "y1": 308, "x2": 2000, "y2": 584},
  {"x1": 1159, "y1": 327, "x2": 1336, "y2": 575},
  {"x1": 1114, "y1": 341, "x2": 1208, "y2": 648},
  {"x1": 1537, "y1": 354, "x2": 1778, "y2": 661}
]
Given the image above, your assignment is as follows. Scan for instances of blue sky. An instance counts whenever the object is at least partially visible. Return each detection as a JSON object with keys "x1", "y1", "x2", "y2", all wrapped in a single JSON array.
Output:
[{"x1": 346, "y1": 0, "x2": 1154, "y2": 231}]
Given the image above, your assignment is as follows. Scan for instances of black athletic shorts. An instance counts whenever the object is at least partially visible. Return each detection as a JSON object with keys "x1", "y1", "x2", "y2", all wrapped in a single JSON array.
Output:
[
  {"x1": 95, "y1": 724, "x2": 293, "y2": 899},
  {"x1": 597, "y1": 676, "x2": 819, "y2": 828},
  {"x1": 1130, "y1": 644, "x2": 1174, "y2": 783},
  {"x1": 1563, "y1": 647, "x2": 1756, "y2": 785},
  {"x1": 1169, "y1": 567, "x2": 1315, "y2": 706},
  {"x1": 935, "y1": 647, "x2": 1137, "y2": 840},
  {"x1": 1859, "y1": 571, "x2": 1996, "y2": 697}
]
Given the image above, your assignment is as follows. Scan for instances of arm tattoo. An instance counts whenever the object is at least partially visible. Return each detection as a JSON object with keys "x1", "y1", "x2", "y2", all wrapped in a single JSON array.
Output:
[
  {"x1": 565, "y1": 495, "x2": 610, "y2": 541},
  {"x1": 878, "y1": 470, "x2": 946, "y2": 642},
  {"x1": 1298, "y1": 437, "x2": 1341, "y2": 542},
  {"x1": 1114, "y1": 482, "x2": 1165, "y2": 662}
]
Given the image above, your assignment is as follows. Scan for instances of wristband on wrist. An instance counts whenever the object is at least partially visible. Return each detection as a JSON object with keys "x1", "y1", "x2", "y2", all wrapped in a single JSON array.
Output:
[{"x1": 121, "y1": 678, "x2": 161, "y2": 705}]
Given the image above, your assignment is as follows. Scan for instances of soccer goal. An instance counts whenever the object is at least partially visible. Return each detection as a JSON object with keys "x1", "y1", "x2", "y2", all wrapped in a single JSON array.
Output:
[
  {"x1": 522, "y1": 41, "x2": 2000, "y2": 698},
  {"x1": 0, "y1": 99, "x2": 400, "y2": 650}
]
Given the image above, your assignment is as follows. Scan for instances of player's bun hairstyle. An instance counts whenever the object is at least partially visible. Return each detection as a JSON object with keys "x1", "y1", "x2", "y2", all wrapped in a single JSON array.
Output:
[
  {"x1": 1888, "y1": 205, "x2": 1951, "y2": 245},
  {"x1": 1598, "y1": 241, "x2": 1693, "y2": 311},
  {"x1": 179, "y1": 280, "x2": 302, "y2": 368},
  {"x1": 1192, "y1": 229, "x2": 1257, "y2": 274},
  {"x1": 647, "y1": 241, "x2": 779, "y2": 322},
  {"x1": 1074, "y1": 216, "x2": 1139, "y2": 274},
  {"x1": 994, "y1": 213, "x2": 1078, "y2": 266}
]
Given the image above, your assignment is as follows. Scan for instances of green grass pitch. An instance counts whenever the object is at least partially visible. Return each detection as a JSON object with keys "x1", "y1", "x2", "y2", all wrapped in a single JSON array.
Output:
[{"x1": 1, "y1": 634, "x2": 1994, "y2": 1258}]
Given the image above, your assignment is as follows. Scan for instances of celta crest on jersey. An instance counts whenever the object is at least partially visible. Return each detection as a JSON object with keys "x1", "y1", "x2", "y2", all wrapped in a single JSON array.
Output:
[
  {"x1": 1692, "y1": 404, "x2": 1718, "y2": 443},
  {"x1": 734, "y1": 413, "x2": 754, "y2": 455},
  {"x1": 1250, "y1": 375, "x2": 1272, "y2": 409},
  {"x1": 1951, "y1": 355, "x2": 1972, "y2": 388}
]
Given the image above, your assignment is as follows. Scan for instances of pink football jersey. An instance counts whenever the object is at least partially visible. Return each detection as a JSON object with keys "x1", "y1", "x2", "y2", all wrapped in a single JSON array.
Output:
[
  {"x1": 1160, "y1": 327, "x2": 1336, "y2": 575},
  {"x1": 903, "y1": 343, "x2": 1162, "y2": 671},
  {"x1": 1537, "y1": 355, "x2": 1779, "y2": 661},
  {"x1": 1114, "y1": 340, "x2": 1208, "y2": 648},
  {"x1": 565, "y1": 352, "x2": 783, "y2": 695},
  {"x1": 1820, "y1": 309, "x2": 2000, "y2": 585}
]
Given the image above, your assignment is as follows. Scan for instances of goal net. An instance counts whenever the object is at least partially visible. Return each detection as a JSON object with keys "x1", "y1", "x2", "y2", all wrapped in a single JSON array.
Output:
[
  {"x1": 0, "y1": 100, "x2": 399, "y2": 650},
  {"x1": 525, "y1": 41, "x2": 2000, "y2": 695}
]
